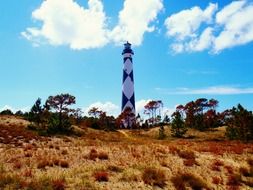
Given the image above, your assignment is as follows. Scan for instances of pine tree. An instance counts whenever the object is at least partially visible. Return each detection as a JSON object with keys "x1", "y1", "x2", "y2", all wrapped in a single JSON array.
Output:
[{"x1": 171, "y1": 111, "x2": 187, "y2": 137}]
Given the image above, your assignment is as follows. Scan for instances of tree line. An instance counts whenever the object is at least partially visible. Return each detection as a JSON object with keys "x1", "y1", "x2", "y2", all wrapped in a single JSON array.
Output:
[
  {"x1": 170, "y1": 98, "x2": 253, "y2": 141},
  {"x1": 0, "y1": 94, "x2": 252, "y2": 140}
]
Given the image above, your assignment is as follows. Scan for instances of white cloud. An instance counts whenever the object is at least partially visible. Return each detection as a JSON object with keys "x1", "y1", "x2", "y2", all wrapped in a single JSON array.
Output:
[
  {"x1": 186, "y1": 27, "x2": 214, "y2": 52},
  {"x1": 216, "y1": 0, "x2": 246, "y2": 24},
  {"x1": 22, "y1": 0, "x2": 163, "y2": 49},
  {"x1": 162, "y1": 106, "x2": 177, "y2": 118},
  {"x1": 165, "y1": 3, "x2": 217, "y2": 40},
  {"x1": 110, "y1": 0, "x2": 163, "y2": 45},
  {"x1": 0, "y1": 105, "x2": 30, "y2": 113},
  {"x1": 135, "y1": 99, "x2": 151, "y2": 114},
  {"x1": 83, "y1": 101, "x2": 119, "y2": 117},
  {"x1": 156, "y1": 86, "x2": 253, "y2": 95},
  {"x1": 213, "y1": 0, "x2": 253, "y2": 53},
  {"x1": 22, "y1": 0, "x2": 108, "y2": 49},
  {"x1": 165, "y1": 0, "x2": 253, "y2": 54}
]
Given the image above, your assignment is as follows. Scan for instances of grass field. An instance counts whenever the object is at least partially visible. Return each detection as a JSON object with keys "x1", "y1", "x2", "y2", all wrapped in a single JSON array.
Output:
[{"x1": 0, "y1": 115, "x2": 253, "y2": 190}]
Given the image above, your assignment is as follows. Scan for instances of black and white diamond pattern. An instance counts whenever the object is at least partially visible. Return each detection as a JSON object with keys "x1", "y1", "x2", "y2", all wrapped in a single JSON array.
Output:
[{"x1": 121, "y1": 42, "x2": 135, "y2": 115}]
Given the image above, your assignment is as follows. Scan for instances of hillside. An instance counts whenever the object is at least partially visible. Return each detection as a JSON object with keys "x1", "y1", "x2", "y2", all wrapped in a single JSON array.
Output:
[{"x1": 0, "y1": 115, "x2": 253, "y2": 190}]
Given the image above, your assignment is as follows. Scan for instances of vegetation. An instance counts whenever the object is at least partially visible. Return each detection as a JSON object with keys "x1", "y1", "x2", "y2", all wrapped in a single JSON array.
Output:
[
  {"x1": 144, "y1": 100, "x2": 163, "y2": 125},
  {"x1": 171, "y1": 172, "x2": 210, "y2": 190},
  {"x1": 0, "y1": 114, "x2": 253, "y2": 189},
  {"x1": 142, "y1": 167, "x2": 167, "y2": 188},
  {"x1": 2, "y1": 94, "x2": 253, "y2": 189},
  {"x1": 45, "y1": 94, "x2": 76, "y2": 133},
  {"x1": 224, "y1": 104, "x2": 253, "y2": 140},
  {"x1": 86, "y1": 107, "x2": 116, "y2": 131},
  {"x1": 116, "y1": 106, "x2": 136, "y2": 128},
  {"x1": 0, "y1": 109, "x2": 14, "y2": 115},
  {"x1": 25, "y1": 94, "x2": 78, "y2": 135},
  {"x1": 176, "y1": 98, "x2": 221, "y2": 131},
  {"x1": 171, "y1": 110, "x2": 187, "y2": 137}
]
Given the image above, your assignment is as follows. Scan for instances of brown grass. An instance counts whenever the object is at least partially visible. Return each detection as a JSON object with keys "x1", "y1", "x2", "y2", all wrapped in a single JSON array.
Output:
[
  {"x1": 212, "y1": 176, "x2": 222, "y2": 185},
  {"x1": 52, "y1": 179, "x2": 66, "y2": 190},
  {"x1": 142, "y1": 167, "x2": 167, "y2": 188},
  {"x1": 226, "y1": 174, "x2": 241, "y2": 187},
  {"x1": 98, "y1": 152, "x2": 109, "y2": 160},
  {"x1": 171, "y1": 172, "x2": 210, "y2": 190},
  {"x1": 59, "y1": 160, "x2": 69, "y2": 168},
  {"x1": 1, "y1": 116, "x2": 253, "y2": 189},
  {"x1": 93, "y1": 171, "x2": 109, "y2": 182}
]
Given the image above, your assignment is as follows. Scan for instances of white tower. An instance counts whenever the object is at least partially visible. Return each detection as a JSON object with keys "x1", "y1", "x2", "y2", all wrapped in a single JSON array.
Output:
[{"x1": 121, "y1": 42, "x2": 135, "y2": 117}]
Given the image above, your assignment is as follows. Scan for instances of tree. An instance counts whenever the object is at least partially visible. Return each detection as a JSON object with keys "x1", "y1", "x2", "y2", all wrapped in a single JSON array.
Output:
[
  {"x1": 171, "y1": 111, "x2": 187, "y2": 137},
  {"x1": 45, "y1": 94, "x2": 76, "y2": 131},
  {"x1": 116, "y1": 107, "x2": 135, "y2": 128},
  {"x1": 184, "y1": 101, "x2": 196, "y2": 128},
  {"x1": 72, "y1": 108, "x2": 83, "y2": 124},
  {"x1": 98, "y1": 111, "x2": 116, "y2": 131},
  {"x1": 181, "y1": 98, "x2": 220, "y2": 130},
  {"x1": 225, "y1": 104, "x2": 253, "y2": 141},
  {"x1": 15, "y1": 110, "x2": 24, "y2": 116},
  {"x1": 88, "y1": 107, "x2": 102, "y2": 118},
  {"x1": 28, "y1": 98, "x2": 44, "y2": 128},
  {"x1": 0, "y1": 109, "x2": 13, "y2": 115},
  {"x1": 144, "y1": 100, "x2": 163, "y2": 125},
  {"x1": 208, "y1": 99, "x2": 219, "y2": 110}
]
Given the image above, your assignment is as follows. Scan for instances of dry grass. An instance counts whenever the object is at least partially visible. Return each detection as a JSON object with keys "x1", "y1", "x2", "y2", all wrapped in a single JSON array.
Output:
[
  {"x1": 142, "y1": 167, "x2": 167, "y2": 188},
  {"x1": 0, "y1": 115, "x2": 253, "y2": 189},
  {"x1": 93, "y1": 171, "x2": 109, "y2": 182},
  {"x1": 171, "y1": 172, "x2": 210, "y2": 190}
]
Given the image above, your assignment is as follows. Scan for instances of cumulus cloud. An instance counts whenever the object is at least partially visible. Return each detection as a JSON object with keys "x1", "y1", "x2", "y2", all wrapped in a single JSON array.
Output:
[
  {"x1": 162, "y1": 106, "x2": 177, "y2": 118},
  {"x1": 165, "y1": 3, "x2": 217, "y2": 40},
  {"x1": 135, "y1": 99, "x2": 176, "y2": 119},
  {"x1": 215, "y1": 0, "x2": 246, "y2": 24},
  {"x1": 83, "y1": 101, "x2": 119, "y2": 117},
  {"x1": 22, "y1": 0, "x2": 163, "y2": 49},
  {"x1": 22, "y1": 0, "x2": 108, "y2": 49},
  {"x1": 165, "y1": 3, "x2": 217, "y2": 53},
  {"x1": 135, "y1": 99, "x2": 151, "y2": 114},
  {"x1": 213, "y1": 0, "x2": 253, "y2": 53},
  {"x1": 186, "y1": 27, "x2": 214, "y2": 52},
  {"x1": 110, "y1": 0, "x2": 163, "y2": 45},
  {"x1": 165, "y1": 0, "x2": 253, "y2": 54}
]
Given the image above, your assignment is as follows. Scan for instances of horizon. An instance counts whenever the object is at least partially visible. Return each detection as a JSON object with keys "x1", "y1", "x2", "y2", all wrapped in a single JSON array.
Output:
[{"x1": 1, "y1": 0, "x2": 253, "y2": 117}]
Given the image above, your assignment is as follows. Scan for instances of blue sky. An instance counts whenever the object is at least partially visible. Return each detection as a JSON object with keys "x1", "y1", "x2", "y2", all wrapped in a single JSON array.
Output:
[{"x1": 1, "y1": 0, "x2": 253, "y2": 116}]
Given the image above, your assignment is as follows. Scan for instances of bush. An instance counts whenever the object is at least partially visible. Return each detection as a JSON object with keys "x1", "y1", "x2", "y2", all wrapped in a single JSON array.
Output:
[
  {"x1": 0, "y1": 109, "x2": 13, "y2": 115},
  {"x1": 158, "y1": 126, "x2": 166, "y2": 139},
  {"x1": 120, "y1": 169, "x2": 141, "y2": 182},
  {"x1": 52, "y1": 179, "x2": 66, "y2": 190},
  {"x1": 47, "y1": 113, "x2": 73, "y2": 135},
  {"x1": 171, "y1": 111, "x2": 187, "y2": 137},
  {"x1": 226, "y1": 174, "x2": 241, "y2": 186},
  {"x1": 98, "y1": 152, "x2": 109, "y2": 160},
  {"x1": 171, "y1": 172, "x2": 210, "y2": 190},
  {"x1": 59, "y1": 160, "x2": 69, "y2": 168},
  {"x1": 107, "y1": 165, "x2": 123, "y2": 173},
  {"x1": 93, "y1": 171, "x2": 109, "y2": 182},
  {"x1": 88, "y1": 149, "x2": 98, "y2": 161},
  {"x1": 142, "y1": 167, "x2": 167, "y2": 188}
]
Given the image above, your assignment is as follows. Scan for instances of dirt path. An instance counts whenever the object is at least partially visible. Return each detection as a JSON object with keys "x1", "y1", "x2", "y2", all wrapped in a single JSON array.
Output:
[{"x1": 118, "y1": 130, "x2": 133, "y2": 139}]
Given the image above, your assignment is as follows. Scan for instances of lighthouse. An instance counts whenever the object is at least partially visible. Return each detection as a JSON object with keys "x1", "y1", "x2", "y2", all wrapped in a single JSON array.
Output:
[{"x1": 121, "y1": 42, "x2": 135, "y2": 118}]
